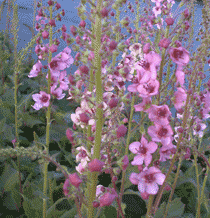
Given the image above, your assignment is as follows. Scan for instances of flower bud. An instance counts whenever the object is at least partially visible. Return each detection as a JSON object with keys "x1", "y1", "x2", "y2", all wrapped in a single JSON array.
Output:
[
  {"x1": 141, "y1": 192, "x2": 149, "y2": 200},
  {"x1": 158, "y1": 38, "x2": 171, "y2": 49},
  {"x1": 68, "y1": 75, "x2": 76, "y2": 85},
  {"x1": 92, "y1": 201, "x2": 100, "y2": 208},
  {"x1": 184, "y1": 21, "x2": 190, "y2": 31},
  {"x1": 174, "y1": 40, "x2": 182, "y2": 47},
  {"x1": 76, "y1": 35, "x2": 81, "y2": 44},
  {"x1": 66, "y1": 128, "x2": 74, "y2": 142},
  {"x1": 109, "y1": 98, "x2": 118, "y2": 109},
  {"x1": 79, "y1": 65, "x2": 89, "y2": 74},
  {"x1": 165, "y1": 17, "x2": 174, "y2": 26},
  {"x1": 184, "y1": 8, "x2": 190, "y2": 19},
  {"x1": 70, "y1": 25, "x2": 77, "y2": 36},
  {"x1": 143, "y1": 43, "x2": 150, "y2": 54},
  {"x1": 110, "y1": 11, "x2": 114, "y2": 16},
  {"x1": 112, "y1": 176, "x2": 118, "y2": 182},
  {"x1": 116, "y1": 125, "x2": 127, "y2": 138},
  {"x1": 101, "y1": 8, "x2": 109, "y2": 18},
  {"x1": 42, "y1": 30, "x2": 49, "y2": 39},
  {"x1": 49, "y1": 19, "x2": 56, "y2": 27},
  {"x1": 99, "y1": 191, "x2": 117, "y2": 207},
  {"x1": 79, "y1": 20, "x2": 86, "y2": 28},
  {"x1": 88, "y1": 159, "x2": 105, "y2": 172},
  {"x1": 49, "y1": 44, "x2": 58, "y2": 53},
  {"x1": 69, "y1": 173, "x2": 83, "y2": 188},
  {"x1": 88, "y1": 136, "x2": 94, "y2": 141},
  {"x1": 61, "y1": 9, "x2": 65, "y2": 16},
  {"x1": 55, "y1": 3, "x2": 61, "y2": 10},
  {"x1": 164, "y1": 184, "x2": 171, "y2": 191},
  {"x1": 109, "y1": 40, "x2": 118, "y2": 51}
]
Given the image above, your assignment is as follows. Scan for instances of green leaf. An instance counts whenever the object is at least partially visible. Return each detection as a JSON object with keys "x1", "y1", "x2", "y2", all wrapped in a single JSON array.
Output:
[
  {"x1": 154, "y1": 201, "x2": 166, "y2": 218},
  {"x1": 0, "y1": 117, "x2": 6, "y2": 132},
  {"x1": 46, "y1": 197, "x2": 67, "y2": 217},
  {"x1": 17, "y1": 92, "x2": 36, "y2": 112},
  {"x1": 19, "y1": 112, "x2": 43, "y2": 128},
  {"x1": 102, "y1": 206, "x2": 117, "y2": 218},
  {"x1": 0, "y1": 163, "x2": 22, "y2": 192},
  {"x1": 23, "y1": 197, "x2": 43, "y2": 218},
  {"x1": 166, "y1": 198, "x2": 185, "y2": 218},
  {"x1": 60, "y1": 205, "x2": 77, "y2": 218},
  {"x1": 50, "y1": 123, "x2": 67, "y2": 142},
  {"x1": 155, "y1": 198, "x2": 185, "y2": 218}
]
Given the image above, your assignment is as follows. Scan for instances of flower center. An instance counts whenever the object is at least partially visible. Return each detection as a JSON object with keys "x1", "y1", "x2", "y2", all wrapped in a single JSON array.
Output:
[
  {"x1": 158, "y1": 127, "x2": 168, "y2": 137},
  {"x1": 173, "y1": 50, "x2": 183, "y2": 60},
  {"x1": 145, "y1": 174, "x2": 155, "y2": 183},
  {"x1": 144, "y1": 83, "x2": 155, "y2": 93},
  {"x1": 157, "y1": 108, "x2": 167, "y2": 118},
  {"x1": 41, "y1": 95, "x2": 49, "y2": 103},
  {"x1": 139, "y1": 146, "x2": 147, "y2": 155},
  {"x1": 79, "y1": 150, "x2": 87, "y2": 158},
  {"x1": 50, "y1": 60, "x2": 58, "y2": 69},
  {"x1": 133, "y1": 45, "x2": 140, "y2": 50}
]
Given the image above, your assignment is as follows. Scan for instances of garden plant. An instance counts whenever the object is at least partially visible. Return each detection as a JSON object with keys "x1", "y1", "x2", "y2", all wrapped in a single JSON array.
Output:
[{"x1": 0, "y1": 0, "x2": 210, "y2": 217}]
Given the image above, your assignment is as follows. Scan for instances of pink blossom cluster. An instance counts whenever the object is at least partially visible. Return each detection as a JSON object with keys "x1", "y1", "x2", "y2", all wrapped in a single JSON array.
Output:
[{"x1": 25, "y1": 0, "x2": 210, "y2": 214}]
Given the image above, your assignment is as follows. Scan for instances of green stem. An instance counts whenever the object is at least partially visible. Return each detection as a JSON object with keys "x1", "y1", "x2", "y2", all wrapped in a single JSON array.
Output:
[
  {"x1": 87, "y1": 0, "x2": 103, "y2": 217},
  {"x1": 163, "y1": 153, "x2": 183, "y2": 218},
  {"x1": 157, "y1": 25, "x2": 169, "y2": 104},
  {"x1": 118, "y1": 94, "x2": 135, "y2": 212},
  {"x1": 43, "y1": 5, "x2": 53, "y2": 218},
  {"x1": 112, "y1": 7, "x2": 120, "y2": 67},
  {"x1": 11, "y1": 2, "x2": 23, "y2": 209},
  {"x1": 146, "y1": 195, "x2": 154, "y2": 218},
  {"x1": 194, "y1": 149, "x2": 201, "y2": 218}
]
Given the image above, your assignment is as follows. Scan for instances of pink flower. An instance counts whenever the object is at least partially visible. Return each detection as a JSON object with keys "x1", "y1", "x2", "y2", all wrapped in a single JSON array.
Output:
[
  {"x1": 140, "y1": 51, "x2": 162, "y2": 80},
  {"x1": 28, "y1": 60, "x2": 43, "y2": 78},
  {"x1": 173, "y1": 87, "x2": 187, "y2": 110},
  {"x1": 51, "y1": 83, "x2": 65, "y2": 100},
  {"x1": 159, "y1": 143, "x2": 176, "y2": 162},
  {"x1": 116, "y1": 125, "x2": 127, "y2": 138},
  {"x1": 49, "y1": 44, "x2": 58, "y2": 53},
  {"x1": 148, "y1": 124, "x2": 173, "y2": 145},
  {"x1": 129, "y1": 172, "x2": 140, "y2": 185},
  {"x1": 138, "y1": 166, "x2": 166, "y2": 195},
  {"x1": 147, "y1": 104, "x2": 171, "y2": 125},
  {"x1": 59, "y1": 71, "x2": 69, "y2": 91},
  {"x1": 143, "y1": 43, "x2": 151, "y2": 54},
  {"x1": 129, "y1": 136, "x2": 158, "y2": 166},
  {"x1": 76, "y1": 146, "x2": 90, "y2": 163},
  {"x1": 175, "y1": 70, "x2": 185, "y2": 86},
  {"x1": 134, "y1": 97, "x2": 152, "y2": 113},
  {"x1": 168, "y1": 46, "x2": 190, "y2": 66},
  {"x1": 42, "y1": 30, "x2": 49, "y2": 39},
  {"x1": 32, "y1": 91, "x2": 50, "y2": 110},
  {"x1": 76, "y1": 160, "x2": 88, "y2": 174},
  {"x1": 49, "y1": 47, "x2": 74, "y2": 72},
  {"x1": 137, "y1": 79, "x2": 160, "y2": 97}
]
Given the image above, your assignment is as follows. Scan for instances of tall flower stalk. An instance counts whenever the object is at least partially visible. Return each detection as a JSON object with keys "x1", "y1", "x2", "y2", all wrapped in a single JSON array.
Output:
[
  {"x1": 42, "y1": 4, "x2": 53, "y2": 218},
  {"x1": 87, "y1": 0, "x2": 103, "y2": 217}
]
